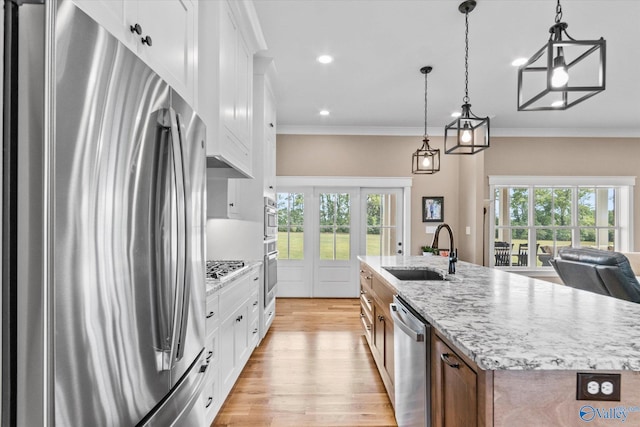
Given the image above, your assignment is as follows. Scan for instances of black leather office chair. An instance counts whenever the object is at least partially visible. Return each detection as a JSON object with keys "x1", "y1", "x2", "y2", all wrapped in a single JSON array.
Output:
[{"x1": 550, "y1": 247, "x2": 640, "y2": 303}]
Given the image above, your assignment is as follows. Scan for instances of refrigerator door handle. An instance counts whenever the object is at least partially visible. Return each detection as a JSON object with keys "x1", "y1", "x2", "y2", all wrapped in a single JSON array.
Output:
[
  {"x1": 166, "y1": 107, "x2": 188, "y2": 369},
  {"x1": 172, "y1": 111, "x2": 191, "y2": 362}
]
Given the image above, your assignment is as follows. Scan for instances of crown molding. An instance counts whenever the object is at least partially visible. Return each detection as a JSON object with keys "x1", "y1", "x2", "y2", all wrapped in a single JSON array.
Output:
[{"x1": 277, "y1": 125, "x2": 640, "y2": 138}]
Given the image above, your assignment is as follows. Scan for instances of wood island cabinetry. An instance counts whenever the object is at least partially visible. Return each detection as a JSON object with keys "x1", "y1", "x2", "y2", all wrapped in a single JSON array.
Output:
[
  {"x1": 432, "y1": 332, "x2": 482, "y2": 427},
  {"x1": 359, "y1": 263, "x2": 395, "y2": 406}
]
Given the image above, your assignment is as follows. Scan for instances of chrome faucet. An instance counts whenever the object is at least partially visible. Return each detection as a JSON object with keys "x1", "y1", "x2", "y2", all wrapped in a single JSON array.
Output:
[{"x1": 430, "y1": 223, "x2": 458, "y2": 274}]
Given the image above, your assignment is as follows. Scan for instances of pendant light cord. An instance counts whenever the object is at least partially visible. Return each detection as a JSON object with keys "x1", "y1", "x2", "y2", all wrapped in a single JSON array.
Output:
[
  {"x1": 555, "y1": 0, "x2": 563, "y2": 24},
  {"x1": 463, "y1": 10, "x2": 470, "y2": 104},
  {"x1": 424, "y1": 70, "x2": 429, "y2": 139}
]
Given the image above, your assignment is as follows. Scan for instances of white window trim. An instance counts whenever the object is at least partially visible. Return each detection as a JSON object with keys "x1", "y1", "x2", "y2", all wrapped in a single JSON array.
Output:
[{"x1": 488, "y1": 175, "x2": 635, "y2": 274}]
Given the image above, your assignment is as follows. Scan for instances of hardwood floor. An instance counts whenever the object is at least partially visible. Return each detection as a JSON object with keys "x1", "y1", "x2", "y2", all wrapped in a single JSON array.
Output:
[{"x1": 212, "y1": 298, "x2": 397, "y2": 427}]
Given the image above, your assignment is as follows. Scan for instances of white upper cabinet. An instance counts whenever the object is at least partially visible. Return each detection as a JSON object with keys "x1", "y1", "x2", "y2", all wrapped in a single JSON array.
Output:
[
  {"x1": 135, "y1": 1, "x2": 196, "y2": 103},
  {"x1": 199, "y1": 0, "x2": 267, "y2": 178},
  {"x1": 71, "y1": 0, "x2": 197, "y2": 104},
  {"x1": 253, "y1": 57, "x2": 277, "y2": 202}
]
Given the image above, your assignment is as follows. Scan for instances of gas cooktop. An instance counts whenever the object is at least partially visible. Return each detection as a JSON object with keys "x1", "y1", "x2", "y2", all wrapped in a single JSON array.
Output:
[{"x1": 206, "y1": 260, "x2": 246, "y2": 280}]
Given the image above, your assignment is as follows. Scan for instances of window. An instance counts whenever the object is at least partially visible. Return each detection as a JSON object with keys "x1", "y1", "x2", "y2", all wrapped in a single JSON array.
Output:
[
  {"x1": 489, "y1": 176, "x2": 634, "y2": 270},
  {"x1": 319, "y1": 193, "x2": 350, "y2": 260},
  {"x1": 365, "y1": 192, "x2": 399, "y2": 256},
  {"x1": 277, "y1": 192, "x2": 304, "y2": 260}
]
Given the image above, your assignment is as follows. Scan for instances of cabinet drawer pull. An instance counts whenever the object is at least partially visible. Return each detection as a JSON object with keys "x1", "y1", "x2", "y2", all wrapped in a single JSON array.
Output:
[
  {"x1": 377, "y1": 315, "x2": 385, "y2": 322},
  {"x1": 206, "y1": 311, "x2": 215, "y2": 319},
  {"x1": 236, "y1": 315, "x2": 243, "y2": 322},
  {"x1": 229, "y1": 202, "x2": 234, "y2": 207},
  {"x1": 440, "y1": 353, "x2": 460, "y2": 369},
  {"x1": 253, "y1": 328, "x2": 258, "y2": 334},
  {"x1": 253, "y1": 276, "x2": 259, "y2": 281},
  {"x1": 253, "y1": 300, "x2": 258, "y2": 306},
  {"x1": 130, "y1": 23, "x2": 142, "y2": 35},
  {"x1": 141, "y1": 35, "x2": 152, "y2": 47},
  {"x1": 366, "y1": 325, "x2": 371, "y2": 331},
  {"x1": 367, "y1": 299, "x2": 372, "y2": 304},
  {"x1": 205, "y1": 397, "x2": 213, "y2": 408}
]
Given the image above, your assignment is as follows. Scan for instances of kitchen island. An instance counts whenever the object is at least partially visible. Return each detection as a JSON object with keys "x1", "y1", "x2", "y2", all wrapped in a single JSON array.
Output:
[{"x1": 359, "y1": 255, "x2": 640, "y2": 427}]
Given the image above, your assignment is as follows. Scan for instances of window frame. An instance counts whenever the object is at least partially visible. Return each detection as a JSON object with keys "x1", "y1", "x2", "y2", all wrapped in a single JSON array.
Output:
[{"x1": 488, "y1": 176, "x2": 635, "y2": 273}]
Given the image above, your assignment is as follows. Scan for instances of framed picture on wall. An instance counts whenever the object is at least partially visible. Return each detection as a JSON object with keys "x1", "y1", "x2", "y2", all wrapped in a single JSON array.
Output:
[{"x1": 422, "y1": 196, "x2": 444, "y2": 222}]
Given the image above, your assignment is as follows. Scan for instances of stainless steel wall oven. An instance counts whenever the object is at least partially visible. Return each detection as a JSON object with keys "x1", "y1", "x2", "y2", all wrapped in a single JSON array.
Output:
[
  {"x1": 264, "y1": 239, "x2": 278, "y2": 308},
  {"x1": 264, "y1": 197, "x2": 277, "y2": 239}
]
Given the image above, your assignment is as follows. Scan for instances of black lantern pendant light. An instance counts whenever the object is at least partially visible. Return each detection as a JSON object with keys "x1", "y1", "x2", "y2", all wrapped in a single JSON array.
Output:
[
  {"x1": 412, "y1": 66, "x2": 440, "y2": 175},
  {"x1": 444, "y1": 0, "x2": 490, "y2": 155},
  {"x1": 517, "y1": 0, "x2": 606, "y2": 111}
]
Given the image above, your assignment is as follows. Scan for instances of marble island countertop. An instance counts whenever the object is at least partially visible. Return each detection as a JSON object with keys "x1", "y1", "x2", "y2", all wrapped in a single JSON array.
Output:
[{"x1": 359, "y1": 255, "x2": 640, "y2": 371}]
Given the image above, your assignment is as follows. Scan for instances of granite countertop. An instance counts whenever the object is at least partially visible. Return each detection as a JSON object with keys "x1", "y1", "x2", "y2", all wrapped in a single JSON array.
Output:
[
  {"x1": 206, "y1": 261, "x2": 262, "y2": 296},
  {"x1": 359, "y1": 255, "x2": 640, "y2": 371}
]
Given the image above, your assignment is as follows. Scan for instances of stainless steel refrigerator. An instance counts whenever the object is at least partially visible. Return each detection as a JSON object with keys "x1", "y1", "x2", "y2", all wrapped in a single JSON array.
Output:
[{"x1": 2, "y1": 1, "x2": 207, "y2": 425}]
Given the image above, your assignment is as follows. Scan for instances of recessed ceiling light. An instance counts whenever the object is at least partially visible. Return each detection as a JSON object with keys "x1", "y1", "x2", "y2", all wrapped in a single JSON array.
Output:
[
  {"x1": 511, "y1": 57, "x2": 528, "y2": 67},
  {"x1": 317, "y1": 55, "x2": 333, "y2": 64},
  {"x1": 551, "y1": 100, "x2": 564, "y2": 108},
  {"x1": 451, "y1": 112, "x2": 462, "y2": 118},
  {"x1": 320, "y1": 110, "x2": 330, "y2": 116}
]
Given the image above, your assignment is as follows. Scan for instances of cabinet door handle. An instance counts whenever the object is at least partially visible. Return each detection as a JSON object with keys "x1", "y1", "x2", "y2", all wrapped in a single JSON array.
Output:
[
  {"x1": 253, "y1": 276, "x2": 259, "y2": 281},
  {"x1": 130, "y1": 23, "x2": 142, "y2": 35},
  {"x1": 377, "y1": 315, "x2": 385, "y2": 322},
  {"x1": 367, "y1": 299, "x2": 372, "y2": 304},
  {"x1": 205, "y1": 397, "x2": 213, "y2": 408},
  {"x1": 229, "y1": 202, "x2": 234, "y2": 207},
  {"x1": 206, "y1": 350, "x2": 213, "y2": 361},
  {"x1": 253, "y1": 300, "x2": 258, "y2": 306},
  {"x1": 236, "y1": 315, "x2": 243, "y2": 322},
  {"x1": 141, "y1": 35, "x2": 153, "y2": 46},
  {"x1": 440, "y1": 353, "x2": 460, "y2": 369},
  {"x1": 253, "y1": 328, "x2": 258, "y2": 334},
  {"x1": 206, "y1": 311, "x2": 215, "y2": 319}
]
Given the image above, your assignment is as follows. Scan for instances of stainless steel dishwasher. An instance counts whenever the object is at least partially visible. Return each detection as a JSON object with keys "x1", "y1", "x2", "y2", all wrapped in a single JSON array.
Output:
[{"x1": 390, "y1": 295, "x2": 431, "y2": 427}]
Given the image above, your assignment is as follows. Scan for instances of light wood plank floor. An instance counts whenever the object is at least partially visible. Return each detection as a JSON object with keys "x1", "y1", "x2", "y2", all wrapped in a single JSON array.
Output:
[{"x1": 212, "y1": 298, "x2": 397, "y2": 427}]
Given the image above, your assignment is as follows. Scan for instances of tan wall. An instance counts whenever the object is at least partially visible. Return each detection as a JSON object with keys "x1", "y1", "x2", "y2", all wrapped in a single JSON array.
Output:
[
  {"x1": 277, "y1": 134, "x2": 640, "y2": 261},
  {"x1": 276, "y1": 134, "x2": 460, "y2": 256},
  {"x1": 484, "y1": 137, "x2": 640, "y2": 251}
]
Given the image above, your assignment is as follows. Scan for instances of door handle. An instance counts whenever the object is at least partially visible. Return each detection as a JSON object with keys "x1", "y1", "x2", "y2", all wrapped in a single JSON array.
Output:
[
  {"x1": 389, "y1": 303, "x2": 424, "y2": 342},
  {"x1": 440, "y1": 353, "x2": 460, "y2": 369}
]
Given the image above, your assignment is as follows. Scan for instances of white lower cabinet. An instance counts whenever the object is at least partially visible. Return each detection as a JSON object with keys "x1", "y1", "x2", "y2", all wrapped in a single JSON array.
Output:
[{"x1": 204, "y1": 265, "x2": 260, "y2": 425}]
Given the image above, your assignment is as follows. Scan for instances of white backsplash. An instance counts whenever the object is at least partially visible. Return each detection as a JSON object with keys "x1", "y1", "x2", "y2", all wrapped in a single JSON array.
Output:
[{"x1": 206, "y1": 219, "x2": 263, "y2": 261}]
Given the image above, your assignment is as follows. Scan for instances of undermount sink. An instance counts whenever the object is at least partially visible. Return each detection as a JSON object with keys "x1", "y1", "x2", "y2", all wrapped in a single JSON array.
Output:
[{"x1": 383, "y1": 267, "x2": 447, "y2": 281}]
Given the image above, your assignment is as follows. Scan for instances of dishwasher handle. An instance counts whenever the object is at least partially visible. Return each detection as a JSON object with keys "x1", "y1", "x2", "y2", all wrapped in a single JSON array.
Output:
[{"x1": 390, "y1": 303, "x2": 425, "y2": 342}]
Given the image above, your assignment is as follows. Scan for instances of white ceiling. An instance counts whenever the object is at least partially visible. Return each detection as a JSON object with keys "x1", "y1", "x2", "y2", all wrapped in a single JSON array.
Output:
[{"x1": 253, "y1": 0, "x2": 640, "y2": 137}]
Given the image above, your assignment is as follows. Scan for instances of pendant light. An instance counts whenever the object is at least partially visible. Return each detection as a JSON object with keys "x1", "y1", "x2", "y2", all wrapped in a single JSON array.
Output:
[
  {"x1": 412, "y1": 66, "x2": 440, "y2": 175},
  {"x1": 517, "y1": 0, "x2": 606, "y2": 111},
  {"x1": 444, "y1": 0, "x2": 490, "y2": 155}
]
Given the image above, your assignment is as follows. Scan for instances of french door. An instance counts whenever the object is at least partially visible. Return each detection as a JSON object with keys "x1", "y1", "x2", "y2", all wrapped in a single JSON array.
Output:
[
  {"x1": 277, "y1": 182, "x2": 407, "y2": 298},
  {"x1": 361, "y1": 189, "x2": 404, "y2": 257}
]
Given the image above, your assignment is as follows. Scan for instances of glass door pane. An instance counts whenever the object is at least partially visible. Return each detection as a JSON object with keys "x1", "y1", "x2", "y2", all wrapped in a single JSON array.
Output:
[
  {"x1": 319, "y1": 193, "x2": 351, "y2": 260},
  {"x1": 362, "y1": 189, "x2": 402, "y2": 256}
]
